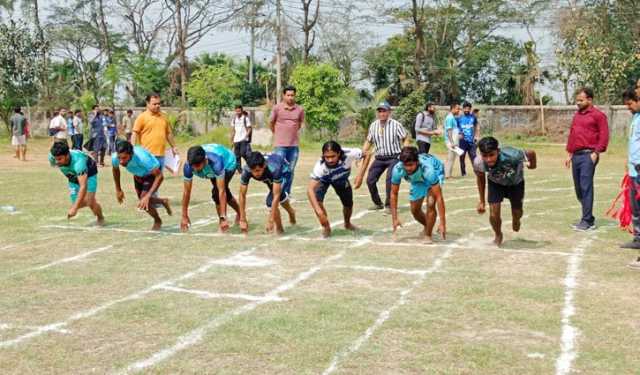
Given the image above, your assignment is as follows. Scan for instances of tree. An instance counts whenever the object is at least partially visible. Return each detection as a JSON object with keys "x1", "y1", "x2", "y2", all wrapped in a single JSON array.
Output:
[
  {"x1": 555, "y1": 0, "x2": 640, "y2": 103},
  {"x1": 122, "y1": 54, "x2": 170, "y2": 106},
  {"x1": 0, "y1": 20, "x2": 45, "y2": 132},
  {"x1": 290, "y1": 63, "x2": 347, "y2": 136},
  {"x1": 186, "y1": 64, "x2": 242, "y2": 129}
]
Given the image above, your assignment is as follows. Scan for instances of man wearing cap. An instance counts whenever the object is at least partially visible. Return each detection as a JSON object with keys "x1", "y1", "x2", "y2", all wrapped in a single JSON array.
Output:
[{"x1": 355, "y1": 101, "x2": 410, "y2": 212}]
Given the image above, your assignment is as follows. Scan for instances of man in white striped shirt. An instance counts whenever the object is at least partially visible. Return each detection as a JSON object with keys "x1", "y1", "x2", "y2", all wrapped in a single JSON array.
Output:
[{"x1": 354, "y1": 101, "x2": 410, "y2": 212}]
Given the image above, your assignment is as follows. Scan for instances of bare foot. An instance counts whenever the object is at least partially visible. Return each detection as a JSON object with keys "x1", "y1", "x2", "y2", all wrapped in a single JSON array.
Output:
[
  {"x1": 344, "y1": 223, "x2": 358, "y2": 231},
  {"x1": 512, "y1": 218, "x2": 521, "y2": 232},
  {"x1": 234, "y1": 215, "x2": 241, "y2": 226},
  {"x1": 161, "y1": 199, "x2": 172, "y2": 216},
  {"x1": 322, "y1": 225, "x2": 331, "y2": 238},
  {"x1": 96, "y1": 217, "x2": 106, "y2": 227},
  {"x1": 493, "y1": 233, "x2": 504, "y2": 247},
  {"x1": 152, "y1": 220, "x2": 162, "y2": 231}
]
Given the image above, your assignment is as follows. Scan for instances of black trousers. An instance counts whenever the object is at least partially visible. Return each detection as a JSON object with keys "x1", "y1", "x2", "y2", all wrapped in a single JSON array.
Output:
[
  {"x1": 233, "y1": 141, "x2": 252, "y2": 173},
  {"x1": 417, "y1": 140, "x2": 431, "y2": 154},
  {"x1": 367, "y1": 156, "x2": 399, "y2": 207},
  {"x1": 571, "y1": 152, "x2": 598, "y2": 225},
  {"x1": 71, "y1": 134, "x2": 83, "y2": 150}
]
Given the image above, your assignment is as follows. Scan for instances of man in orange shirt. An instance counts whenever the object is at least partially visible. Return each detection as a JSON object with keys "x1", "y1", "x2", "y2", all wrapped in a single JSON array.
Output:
[{"x1": 131, "y1": 93, "x2": 179, "y2": 170}]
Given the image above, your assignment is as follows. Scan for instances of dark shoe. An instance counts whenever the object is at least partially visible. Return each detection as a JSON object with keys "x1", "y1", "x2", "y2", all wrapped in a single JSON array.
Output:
[
  {"x1": 620, "y1": 240, "x2": 640, "y2": 250},
  {"x1": 627, "y1": 257, "x2": 640, "y2": 270},
  {"x1": 573, "y1": 222, "x2": 595, "y2": 232}
]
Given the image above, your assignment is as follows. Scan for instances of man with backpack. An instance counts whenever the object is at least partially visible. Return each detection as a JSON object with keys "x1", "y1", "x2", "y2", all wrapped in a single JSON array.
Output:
[
  {"x1": 414, "y1": 103, "x2": 441, "y2": 154},
  {"x1": 230, "y1": 104, "x2": 252, "y2": 173}
]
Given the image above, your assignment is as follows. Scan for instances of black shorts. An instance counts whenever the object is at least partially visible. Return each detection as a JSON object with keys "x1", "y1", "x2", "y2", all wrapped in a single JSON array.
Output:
[
  {"x1": 210, "y1": 170, "x2": 236, "y2": 205},
  {"x1": 314, "y1": 179, "x2": 353, "y2": 208},
  {"x1": 488, "y1": 180, "x2": 524, "y2": 210},
  {"x1": 134, "y1": 174, "x2": 156, "y2": 199}
]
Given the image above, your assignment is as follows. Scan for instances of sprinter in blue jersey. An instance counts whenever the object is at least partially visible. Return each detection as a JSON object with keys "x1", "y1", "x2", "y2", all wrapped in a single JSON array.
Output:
[
  {"x1": 307, "y1": 141, "x2": 364, "y2": 237},
  {"x1": 237, "y1": 151, "x2": 296, "y2": 235},
  {"x1": 49, "y1": 141, "x2": 105, "y2": 225},
  {"x1": 390, "y1": 146, "x2": 446, "y2": 243},
  {"x1": 111, "y1": 141, "x2": 171, "y2": 230},
  {"x1": 181, "y1": 144, "x2": 240, "y2": 233}
]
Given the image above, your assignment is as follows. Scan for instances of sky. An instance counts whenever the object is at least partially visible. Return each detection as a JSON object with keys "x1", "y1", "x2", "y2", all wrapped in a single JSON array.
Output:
[{"x1": 28, "y1": 0, "x2": 566, "y2": 103}]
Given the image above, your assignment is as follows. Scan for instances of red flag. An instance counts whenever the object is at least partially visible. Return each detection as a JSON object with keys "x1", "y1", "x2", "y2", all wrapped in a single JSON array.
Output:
[{"x1": 606, "y1": 174, "x2": 640, "y2": 233}]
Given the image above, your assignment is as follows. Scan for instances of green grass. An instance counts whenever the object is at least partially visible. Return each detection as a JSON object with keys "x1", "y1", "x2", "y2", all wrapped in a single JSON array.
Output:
[{"x1": 0, "y1": 138, "x2": 639, "y2": 374}]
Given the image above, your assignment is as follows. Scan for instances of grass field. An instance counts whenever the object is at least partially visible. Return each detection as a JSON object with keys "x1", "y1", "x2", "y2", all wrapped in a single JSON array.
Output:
[{"x1": 1, "y1": 138, "x2": 639, "y2": 374}]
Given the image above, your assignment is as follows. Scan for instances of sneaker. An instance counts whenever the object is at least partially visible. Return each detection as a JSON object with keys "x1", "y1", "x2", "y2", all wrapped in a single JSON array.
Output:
[
  {"x1": 620, "y1": 240, "x2": 640, "y2": 250},
  {"x1": 627, "y1": 257, "x2": 640, "y2": 270},
  {"x1": 369, "y1": 204, "x2": 384, "y2": 211},
  {"x1": 570, "y1": 221, "x2": 581, "y2": 229},
  {"x1": 573, "y1": 222, "x2": 596, "y2": 232}
]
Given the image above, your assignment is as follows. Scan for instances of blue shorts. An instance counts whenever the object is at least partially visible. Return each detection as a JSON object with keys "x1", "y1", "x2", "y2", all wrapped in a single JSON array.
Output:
[
  {"x1": 68, "y1": 175, "x2": 98, "y2": 203},
  {"x1": 408, "y1": 182, "x2": 435, "y2": 202}
]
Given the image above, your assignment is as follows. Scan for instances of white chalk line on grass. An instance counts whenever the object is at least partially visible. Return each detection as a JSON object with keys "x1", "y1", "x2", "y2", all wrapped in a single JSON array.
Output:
[
  {"x1": 0, "y1": 323, "x2": 69, "y2": 334},
  {"x1": 0, "y1": 248, "x2": 258, "y2": 349},
  {"x1": 159, "y1": 285, "x2": 288, "y2": 303},
  {"x1": 331, "y1": 264, "x2": 428, "y2": 276},
  {"x1": 116, "y1": 250, "x2": 347, "y2": 374},
  {"x1": 555, "y1": 236, "x2": 593, "y2": 375},
  {"x1": 321, "y1": 232, "x2": 475, "y2": 375},
  {"x1": 0, "y1": 233, "x2": 68, "y2": 251}
]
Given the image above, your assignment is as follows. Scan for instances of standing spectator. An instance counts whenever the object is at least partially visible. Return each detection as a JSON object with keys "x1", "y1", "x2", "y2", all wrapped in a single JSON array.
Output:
[
  {"x1": 66, "y1": 111, "x2": 75, "y2": 146},
  {"x1": 49, "y1": 108, "x2": 68, "y2": 144},
  {"x1": 444, "y1": 102, "x2": 462, "y2": 178},
  {"x1": 71, "y1": 110, "x2": 84, "y2": 150},
  {"x1": 122, "y1": 109, "x2": 134, "y2": 141},
  {"x1": 354, "y1": 101, "x2": 409, "y2": 212},
  {"x1": 458, "y1": 101, "x2": 480, "y2": 176},
  {"x1": 90, "y1": 107, "x2": 107, "y2": 166},
  {"x1": 414, "y1": 102, "x2": 440, "y2": 154},
  {"x1": 230, "y1": 104, "x2": 252, "y2": 173},
  {"x1": 565, "y1": 87, "x2": 609, "y2": 231},
  {"x1": 105, "y1": 109, "x2": 118, "y2": 154},
  {"x1": 10, "y1": 107, "x2": 27, "y2": 161},
  {"x1": 269, "y1": 85, "x2": 304, "y2": 196},
  {"x1": 132, "y1": 93, "x2": 179, "y2": 170},
  {"x1": 88, "y1": 105, "x2": 99, "y2": 125},
  {"x1": 621, "y1": 89, "x2": 640, "y2": 267}
]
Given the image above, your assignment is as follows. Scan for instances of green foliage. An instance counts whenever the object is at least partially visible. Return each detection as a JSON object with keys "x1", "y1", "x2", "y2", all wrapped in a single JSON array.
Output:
[
  {"x1": 186, "y1": 64, "x2": 242, "y2": 125},
  {"x1": 74, "y1": 90, "x2": 97, "y2": 114},
  {"x1": 395, "y1": 89, "x2": 428, "y2": 137},
  {"x1": 290, "y1": 63, "x2": 348, "y2": 136},
  {"x1": 122, "y1": 54, "x2": 170, "y2": 106},
  {"x1": 0, "y1": 20, "x2": 45, "y2": 131}
]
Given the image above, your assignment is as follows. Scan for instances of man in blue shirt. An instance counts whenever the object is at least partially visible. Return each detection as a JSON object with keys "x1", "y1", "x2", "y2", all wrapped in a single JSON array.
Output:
[
  {"x1": 181, "y1": 144, "x2": 241, "y2": 233},
  {"x1": 90, "y1": 109, "x2": 107, "y2": 166},
  {"x1": 621, "y1": 89, "x2": 640, "y2": 263},
  {"x1": 390, "y1": 146, "x2": 446, "y2": 244},
  {"x1": 237, "y1": 151, "x2": 296, "y2": 235},
  {"x1": 112, "y1": 141, "x2": 171, "y2": 230},
  {"x1": 444, "y1": 102, "x2": 461, "y2": 178},
  {"x1": 458, "y1": 101, "x2": 479, "y2": 176},
  {"x1": 49, "y1": 141, "x2": 105, "y2": 225}
]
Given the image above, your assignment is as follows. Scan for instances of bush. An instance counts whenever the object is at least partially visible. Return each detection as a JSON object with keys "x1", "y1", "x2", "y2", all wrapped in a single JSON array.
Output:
[
  {"x1": 290, "y1": 63, "x2": 348, "y2": 137},
  {"x1": 394, "y1": 89, "x2": 428, "y2": 138}
]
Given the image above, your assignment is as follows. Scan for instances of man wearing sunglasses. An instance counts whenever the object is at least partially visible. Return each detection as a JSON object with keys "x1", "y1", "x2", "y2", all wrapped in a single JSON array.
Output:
[{"x1": 355, "y1": 101, "x2": 410, "y2": 214}]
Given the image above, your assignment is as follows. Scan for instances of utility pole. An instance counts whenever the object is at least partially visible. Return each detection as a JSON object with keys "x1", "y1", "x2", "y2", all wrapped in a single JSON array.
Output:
[{"x1": 275, "y1": 0, "x2": 283, "y2": 104}]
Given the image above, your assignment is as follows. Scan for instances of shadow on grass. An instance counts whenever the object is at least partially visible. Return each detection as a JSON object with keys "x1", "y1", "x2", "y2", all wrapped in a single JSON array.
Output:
[{"x1": 501, "y1": 237, "x2": 552, "y2": 249}]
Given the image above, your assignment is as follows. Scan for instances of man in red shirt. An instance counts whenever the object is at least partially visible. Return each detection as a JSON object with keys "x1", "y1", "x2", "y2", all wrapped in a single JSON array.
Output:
[{"x1": 565, "y1": 87, "x2": 609, "y2": 231}]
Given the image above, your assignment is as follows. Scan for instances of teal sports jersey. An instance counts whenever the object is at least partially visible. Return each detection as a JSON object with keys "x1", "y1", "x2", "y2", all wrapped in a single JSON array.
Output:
[
  {"x1": 473, "y1": 146, "x2": 525, "y2": 186},
  {"x1": 391, "y1": 154, "x2": 444, "y2": 187},
  {"x1": 49, "y1": 150, "x2": 98, "y2": 183},
  {"x1": 202, "y1": 144, "x2": 236, "y2": 172},
  {"x1": 183, "y1": 152, "x2": 228, "y2": 181},
  {"x1": 111, "y1": 146, "x2": 160, "y2": 177}
]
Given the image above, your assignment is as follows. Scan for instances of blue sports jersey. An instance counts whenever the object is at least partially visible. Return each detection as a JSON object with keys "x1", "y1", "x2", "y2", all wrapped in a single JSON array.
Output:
[
  {"x1": 240, "y1": 153, "x2": 290, "y2": 188},
  {"x1": 458, "y1": 113, "x2": 477, "y2": 143},
  {"x1": 183, "y1": 152, "x2": 228, "y2": 181},
  {"x1": 49, "y1": 150, "x2": 98, "y2": 184},
  {"x1": 111, "y1": 146, "x2": 160, "y2": 177},
  {"x1": 202, "y1": 144, "x2": 236, "y2": 172}
]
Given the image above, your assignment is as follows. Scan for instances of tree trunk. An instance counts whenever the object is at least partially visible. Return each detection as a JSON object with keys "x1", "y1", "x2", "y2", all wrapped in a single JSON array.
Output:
[
  {"x1": 411, "y1": 0, "x2": 425, "y2": 85},
  {"x1": 175, "y1": 0, "x2": 188, "y2": 107},
  {"x1": 96, "y1": 0, "x2": 112, "y2": 64},
  {"x1": 276, "y1": 0, "x2": 283, "y2": 103}
]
